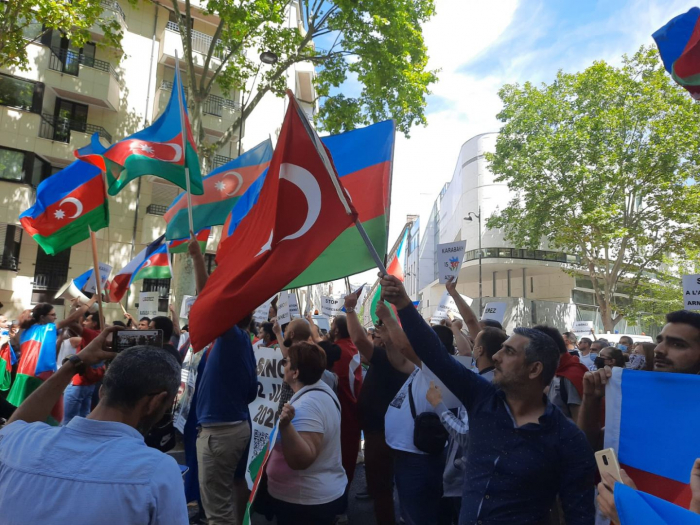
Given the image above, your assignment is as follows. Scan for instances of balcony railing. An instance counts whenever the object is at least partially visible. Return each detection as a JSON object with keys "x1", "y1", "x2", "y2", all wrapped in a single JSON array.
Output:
[
  {"x1": 159, "y1": 80, "x2": 240, "y2": 116},
  {"x1": 213, "y1": 154, "x2": 233, "y2": 168},
  {"x1": 165, "y1": 20, "x2": 225, "y2": 60},
  {"x1": 39, "y1": 113, "x2": 112, "y2": 144},
  {"x1": 48, "y1": 47, "x2": 120, "y2": 81},
  {"x1": 101, "y1": 0, "x2": 126, "y2": 23},
  {"x1": 146, "y1": 204, "x2": 168, "y2": 216}
]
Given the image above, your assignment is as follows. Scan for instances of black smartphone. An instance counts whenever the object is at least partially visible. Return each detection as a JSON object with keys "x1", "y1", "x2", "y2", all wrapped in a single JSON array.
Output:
[{"x1": 115, "y1": 329, "x2": 163, "y2": 353}]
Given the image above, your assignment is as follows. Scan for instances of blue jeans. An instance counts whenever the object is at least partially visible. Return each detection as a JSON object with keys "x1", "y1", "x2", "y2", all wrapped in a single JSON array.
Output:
[
  {"x1": 394, "y1": 449, "x2": 446, "y2": 525},
  {"x1": 63, "y1": 384, "x2": 95, "y2": 425}
]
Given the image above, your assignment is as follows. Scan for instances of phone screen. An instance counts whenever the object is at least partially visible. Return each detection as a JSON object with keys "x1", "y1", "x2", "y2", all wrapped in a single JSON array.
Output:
[{"x1": 115, "y1": 329, "x2": 163, "y2": 353}]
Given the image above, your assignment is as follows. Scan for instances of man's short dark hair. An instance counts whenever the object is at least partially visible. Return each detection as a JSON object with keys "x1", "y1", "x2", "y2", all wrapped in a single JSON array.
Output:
[
  {"x1": 101, "y1": 346, "x2": 180, "y2": 409},
  {"x1": 288, "y1": 342, "x2": 327, "y2": 385},
  {"x1": 514, "y1": 327, "x2": 560, "y2": 385},
  {"x1": 112, "y1": 320, "x2": 126, "y2": 327},
  {"x1": 432, "y1": 325, "x2": 454, "y2": 354},
  {"x1": 482, "y1": 319, "x2": 504, "y2": 330},
  {"x1": 261, "y1": 322, "x2": 275, "y2": 341},
  {"x1": 84, "y1": 311, "x2": 101, "y2": 329},
  {"x1": 533, "y1": 325, "x2": 568, "y2": 355},
  {"x1": 181, "y1": 324, "x2": 189, "y2": 332},
  {"x1": 333, "y1": 316, "x2": 350, "y2": 340},
  {"x1": 619, "y1": 335, "x2": 634, "y2": 345},
  {"x1": 139, "y1": 317, "x2": 151, "y2": 323},
  {"x1": 563, "y1": 331, "x2": 577, "y2": 344},
  {"x1": 665, "y1": 310, "x2": 700, "y2": 341},
  {"x1": 150, "y1": 316, "x2": 174, "y2": 342},
  {"x1": 579, "y1": 337, "x2": 592, "y2": 345},
  {"x1": 479, "y1": 327, "x2": 507, "y2": 360}
]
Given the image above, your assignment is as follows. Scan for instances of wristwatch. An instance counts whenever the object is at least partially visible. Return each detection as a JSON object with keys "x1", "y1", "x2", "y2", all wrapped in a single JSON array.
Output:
[
  {"x1": 345, "y1": 307, "x2": 355, "y2": 313},
  {"x1": 63, "y1": 354, "x2": 86, "y2": 374}
]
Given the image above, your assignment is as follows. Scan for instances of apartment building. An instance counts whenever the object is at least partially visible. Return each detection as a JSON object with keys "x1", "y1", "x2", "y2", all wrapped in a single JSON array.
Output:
[{"x1": 0, "y1": 0, "x2": 315, "y2": 319}]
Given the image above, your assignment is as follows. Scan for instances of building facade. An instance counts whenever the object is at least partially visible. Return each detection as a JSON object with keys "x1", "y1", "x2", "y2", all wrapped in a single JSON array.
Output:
[{"x1": 0, "y1": 0, "x2": 314, "y2": 320}]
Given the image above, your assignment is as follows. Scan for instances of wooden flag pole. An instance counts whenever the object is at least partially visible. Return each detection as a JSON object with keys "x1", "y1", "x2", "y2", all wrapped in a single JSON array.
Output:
[
  {"x1": 174, "y1": 50, "x2": 195, "y2": 237},
  {"x1": 88, "y1": 227, "x2": 105, "y2": 329}
]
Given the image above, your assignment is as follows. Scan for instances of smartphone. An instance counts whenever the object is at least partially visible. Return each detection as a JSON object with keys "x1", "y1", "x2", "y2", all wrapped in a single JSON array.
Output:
[
  {"x1": 115, "y1": 329, "x2": 163, "y2": 353},
  {"x1": 595, "y1": 448, "x2": 623, "y2": 484}
]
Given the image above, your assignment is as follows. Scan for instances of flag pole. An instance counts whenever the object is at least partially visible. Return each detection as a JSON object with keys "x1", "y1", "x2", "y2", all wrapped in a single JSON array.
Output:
[
  {"x1": 354, "y1": 220, "x2": 388, "y2": 274},
  {"x1": 174, "y1": 50, "x2": 195, "y2": 237},
  {"x1": 88, "y1": 227, "x2": 106, "y2": 329}
]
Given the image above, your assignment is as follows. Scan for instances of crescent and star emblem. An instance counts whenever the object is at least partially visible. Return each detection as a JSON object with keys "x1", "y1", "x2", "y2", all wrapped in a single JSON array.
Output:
[
  {"x1": 214, "y1": 171, "x2": 243, "y2": 197},
  {"x1": 255, "y1": 163, "x2": 322, "y2": 257},
  {"x1": 53, "y1": 197, "x2": 84, "y2": 220},
  {"x1": 131, "y1": 141, "x2": 182, "y2": 163}
]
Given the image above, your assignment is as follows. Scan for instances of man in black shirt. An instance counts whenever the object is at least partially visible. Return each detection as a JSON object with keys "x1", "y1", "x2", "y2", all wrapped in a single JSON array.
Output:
[{"x1": 344, "y1": 292, "x2": 409, "y2": 525}]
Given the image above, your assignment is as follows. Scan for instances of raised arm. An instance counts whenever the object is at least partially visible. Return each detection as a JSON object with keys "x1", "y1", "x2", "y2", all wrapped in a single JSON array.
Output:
[
  {"x1": 376, "y1": 300, "x2": 421, "y2": 367},
  {"x1": 57, "y1": 296, "x2": 96, "y2": 330},
  {"x1": 188, "y1": 237, "x2": 208, "y2": 293},
  {"x1": 380, "y1": 273, "x2": 490, "y2": 411},
  {"x1": 577, "y1": 367, "x2": 610, "y2": 450},
  {"x1": 375, "y1": 320, "x2": 414, "y2": 375},
  {"x1": 305, "y1": 312, "x2": 323, "y2": 343},
  {"x1": 278, "y1": 403, "x2": 323, "y2": 470},
  {"x1": 344, "y1": 292, "x2": 374, "y2": 362},
  {"x1": 446, "y1": 276, "x2": 480, "y2": 338},
  {"x1": 169, "y1": 304, "x2": 181, "y2": 338},
  {"x1": 447, "y1": 317, "x2": 472, "y2": 356}
]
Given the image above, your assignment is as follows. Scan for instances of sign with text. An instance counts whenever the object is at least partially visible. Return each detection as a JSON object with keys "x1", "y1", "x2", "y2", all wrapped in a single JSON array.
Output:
[
  {"x1": 277, "y1": 291, "x2": 291, "y2": 325},
  {"x1": 572, "y1": 320, "x2": 594, "y2": 338},
  {"x1": 437, "y1": 241, "x2": 467, "y2": 284},
  {"x1": 138, "y1": 291, "x2": 159, "y2": 317},
  {"x1": 481, "y1": 302, "x2": 507, "y2": 324},
  {"x1": 683, "y1": 274, "x2": 700, "y2": 310},
  {"x1": 321, "y1": 295, "x2": 343, "y2": 317},
  {"x1": 289, "y1": 291, "x2": 300, "y2": 318},
  {"x1": 253, "y1": 297, "x2": 274, "y2": 323},
  {"x1": 245, "y1": 343, "x2": 285, "y2": 489},
  {"x1": 173, "y1": 347, "x2": 205, "y2": 433},
  {"x1": 84, "y1": 262, "x2": 112, "y2": 294},
  {"x1": 179, "y1": 295, "x2": 196, "y2": 319},
  {"x1": 430, "y1": 291, "x2": 473, "y2": 324}
]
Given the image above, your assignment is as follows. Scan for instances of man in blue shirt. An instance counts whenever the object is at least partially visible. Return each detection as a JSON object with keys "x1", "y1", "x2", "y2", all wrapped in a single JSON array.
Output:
[
  {"x1": 0, "y1": 326, "x2": 187, "y2": 525},
  {"x1": 379, "y1": 274, "x2": 596, "y2": 525}
]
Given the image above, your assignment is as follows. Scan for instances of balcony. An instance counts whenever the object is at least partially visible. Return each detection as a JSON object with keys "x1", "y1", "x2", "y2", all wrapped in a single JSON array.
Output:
[
  {"x1": 38, "y1": 112, "x2": 111, "y2": 144},
  {"x1": 154, "y1": 80, "x2": 240, "y2": 137},
  {"x1": 46, "y1": 48, "x2": 121, "y2": 110},
  {"x1": 159, "y1": 21, "x2": 224, "y2": 73},
  {"x1": 90, "y1": 0, "x2": 128, "y2": 39},
  {"x1": 146, "y1": 204, "x2": 168, "y2": 216}
]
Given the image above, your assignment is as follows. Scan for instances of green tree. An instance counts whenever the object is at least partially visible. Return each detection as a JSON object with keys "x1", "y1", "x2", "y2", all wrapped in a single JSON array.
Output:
[
  {"x1": 0, "y1": 0, "x2": 130, "y2": 71},
  {"x1": 486, "y1": 46, "x2": 700, "y2": 332},
  {"x1": 168, "y1": 0, "x2": 437, "y2": 167}
]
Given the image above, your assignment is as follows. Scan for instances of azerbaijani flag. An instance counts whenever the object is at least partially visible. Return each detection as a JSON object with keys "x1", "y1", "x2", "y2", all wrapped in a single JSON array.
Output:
[
  {"x1": 108, "y1": 235, "x2": 168, "y2": 302},
  {"x1": 653, "y1": 8, "x2": 700, "y2": 99},
  {"x1": 219, "y1": 120, "x2": 394, "y2": 288},
  {"x1": 243, "y1": 423, "x2": 280, "y2": 525},
  {"x1": 613, "y1": 483, "x2": 700, "y2": 525},
  {"x1": 167, "y1": 227, "x2": 210, "y2": 254},
  {"x1": 7, "y1": 323, "x2": 62, "y2": 424},
  {"x1": 370, "y1": 227, "x2": 408, "y2": 323},
  {"x1": 164, "y1": 140, "x2": 272, "y2": 240},
  {"x1": 131, "y1": 244, "x2": 171, "y2": 282},
  {"x1": 0, "y1": 339, "x2": 16, "y2": 391},
  {"x1": 605, "y1": 367, "x2": 700, "y2": 507},
  {"x1": 75, "y1": 67, "x2": 203, "y2": 196},
  {"x1": 19, "y1": 160, "x2": 109, "y2": 255}
]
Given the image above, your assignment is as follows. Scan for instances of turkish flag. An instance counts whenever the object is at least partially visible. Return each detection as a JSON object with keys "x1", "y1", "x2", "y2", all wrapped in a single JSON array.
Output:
[{"x1": 189, "y1": 92, "x2": 358, "y2": 350}]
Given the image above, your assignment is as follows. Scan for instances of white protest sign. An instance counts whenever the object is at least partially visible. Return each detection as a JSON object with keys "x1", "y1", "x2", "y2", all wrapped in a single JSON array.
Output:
[
  {"x1": 179, "y1": 295, "x2": 196, "y2": 319},
  {"x1": 138, "y1": 291, "x2": 159, "y2": 317},
  {"x1": 572, "y1": 320, "x2": 593, "y2": 338},
  {"x1": 254, "y1": 297, "x2": 274, "y2": 323},
  {"x1": 321, "y1": 295, "x2": 343, "y2": 317},
  {"x1": 246, "y1": 343, "x2": 285, "y2": 489},
  {"x1": 683, "y1": 274, "x2": 700, "y2": 310},
  {"x1": 84, "y1": 262, "x2": 112, "y2": 294},
  {"x1": 173, "y1": 347, "x2": 205, "y2": 433},
  {"x1": 430, "y1": 291, "x2": 473, "y2": 324},
  {"x1": 437, "y1": 241, "x2": 467, "y2": 284},
  {"x1": 481, "y1": 302, "x2": 507, "y2": 324},
  {"x1": 289, "y1": 291, "x2": 300, "y2": 319},
  {"x1": 277, "y1": 291, "x2": 291, "y2": 325}
]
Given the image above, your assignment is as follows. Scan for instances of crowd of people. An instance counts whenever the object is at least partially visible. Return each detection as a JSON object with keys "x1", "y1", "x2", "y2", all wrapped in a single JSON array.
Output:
[{"x1": 0, "y1": 237, "x2": 699, "y2": 525}]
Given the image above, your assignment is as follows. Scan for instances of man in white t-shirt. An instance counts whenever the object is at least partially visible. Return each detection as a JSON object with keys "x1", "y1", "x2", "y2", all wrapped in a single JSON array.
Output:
[{"x1": 375, "y1": 302, "x2": 460, "y2": 525}]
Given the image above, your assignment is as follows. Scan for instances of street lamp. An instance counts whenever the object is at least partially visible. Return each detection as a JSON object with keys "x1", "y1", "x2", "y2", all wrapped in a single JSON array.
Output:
[
  {"x1": 238, "y1": 51, "x2": 279, "y2": 156},
  {"x1": 464, "y1": 207, "x2": 482, "y2": 317}
]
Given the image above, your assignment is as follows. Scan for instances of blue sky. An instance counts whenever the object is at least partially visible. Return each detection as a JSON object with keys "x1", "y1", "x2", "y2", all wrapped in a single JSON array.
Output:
[{"x1": 343, "y1": 0, "x2": 700, "y2": 244}]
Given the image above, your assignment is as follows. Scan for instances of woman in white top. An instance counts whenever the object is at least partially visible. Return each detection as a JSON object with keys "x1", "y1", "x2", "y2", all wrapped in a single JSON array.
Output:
[{"x1": 265, "y1": 342, "x2": 348, "y2": 525}]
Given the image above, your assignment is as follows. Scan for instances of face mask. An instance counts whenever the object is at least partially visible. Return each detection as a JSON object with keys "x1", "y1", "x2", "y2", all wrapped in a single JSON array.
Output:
[
  {"x1": 617, "y1": 344, "x2": 628, "y2": 352},
  {"x1": 628, "y1": 354, "x2": 646, "y2": 370},
  {"x1": 594, "y1": 357, "x2": 607, "y2": 369}
]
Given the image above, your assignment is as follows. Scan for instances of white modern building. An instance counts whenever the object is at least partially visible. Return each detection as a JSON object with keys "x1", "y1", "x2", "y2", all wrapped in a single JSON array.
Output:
[{"x1": 417, "y1": 133, "x2": 649, "y2": 335}]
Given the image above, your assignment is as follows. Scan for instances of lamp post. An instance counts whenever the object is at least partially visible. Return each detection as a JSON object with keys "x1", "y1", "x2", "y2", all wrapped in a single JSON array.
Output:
[
  {"x1": 464, "y1": 207, "x2": 482, "y2": 316},
  {"x1": 237, "y1": 51, "x2": 279, "y2": 156}
]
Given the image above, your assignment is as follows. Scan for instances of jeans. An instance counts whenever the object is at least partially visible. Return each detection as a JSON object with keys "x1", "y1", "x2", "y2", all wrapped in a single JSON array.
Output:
[
  {"x1": 394, "y1": 449, "x2": 446, "y2": 525},
  {"x1": 63, "y1": 384, "x2": 95, "y2": 426}
]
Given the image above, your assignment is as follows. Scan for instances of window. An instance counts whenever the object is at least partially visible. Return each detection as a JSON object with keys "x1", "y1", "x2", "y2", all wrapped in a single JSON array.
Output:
[
  {"x1": 32, "y1": 246, "x2": 71, "y2": 304},
  {"x1": 0, "y1": 224, "x2": 22, "y2": 271},
  {"x1": 0, "y1": 146, "x2": 51, "y2": 186},
  {"x1": 169, "y1": 11, "x2": 194, "y2": 29},
  {"x1": 142, "y1": 278, "x2": 171, "y2": 313},
  {"x1": 0, "y1": 74, "x2": 44, "y2": 113},
  {"x1": 148, "y1": 182, "x2": 180, "y2": 216}
]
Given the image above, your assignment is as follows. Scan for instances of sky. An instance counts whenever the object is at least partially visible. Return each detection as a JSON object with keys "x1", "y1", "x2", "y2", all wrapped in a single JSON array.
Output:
[{"x1": 374, "y1": 0, "x2": 697, "y2": 243}]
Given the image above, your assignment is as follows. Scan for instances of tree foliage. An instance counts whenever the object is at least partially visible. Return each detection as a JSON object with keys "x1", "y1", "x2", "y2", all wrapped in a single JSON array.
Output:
[
  {"x1": 170, "y1": 0, "x2": 437, "y2": 166},
  {"x1": 0, "y1": 0, "x2": 131, "y2": 70},
  {"x1": 486, "y1": 46, "x2": 700, "y2": 332}
]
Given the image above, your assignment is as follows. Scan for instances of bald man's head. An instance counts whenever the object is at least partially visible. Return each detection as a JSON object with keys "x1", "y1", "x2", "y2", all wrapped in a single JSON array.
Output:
[{"x1": 283, "y1": 319, "x2": 312, "y2": 346}]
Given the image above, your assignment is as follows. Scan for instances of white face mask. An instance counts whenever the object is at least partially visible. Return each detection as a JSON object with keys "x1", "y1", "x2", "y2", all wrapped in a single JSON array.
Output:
[{"x1": 628, "y1": 353, "x2": 646, "y2": 370}]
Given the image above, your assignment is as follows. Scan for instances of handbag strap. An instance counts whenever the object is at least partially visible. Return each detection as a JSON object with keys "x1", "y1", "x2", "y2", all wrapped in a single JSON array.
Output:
[
  {"x1": 293, "y1": 387, "x2": 341, "y2": 412},
  {"x1": 408, "y1": 379, "x2": 417, "y2": 420}
]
